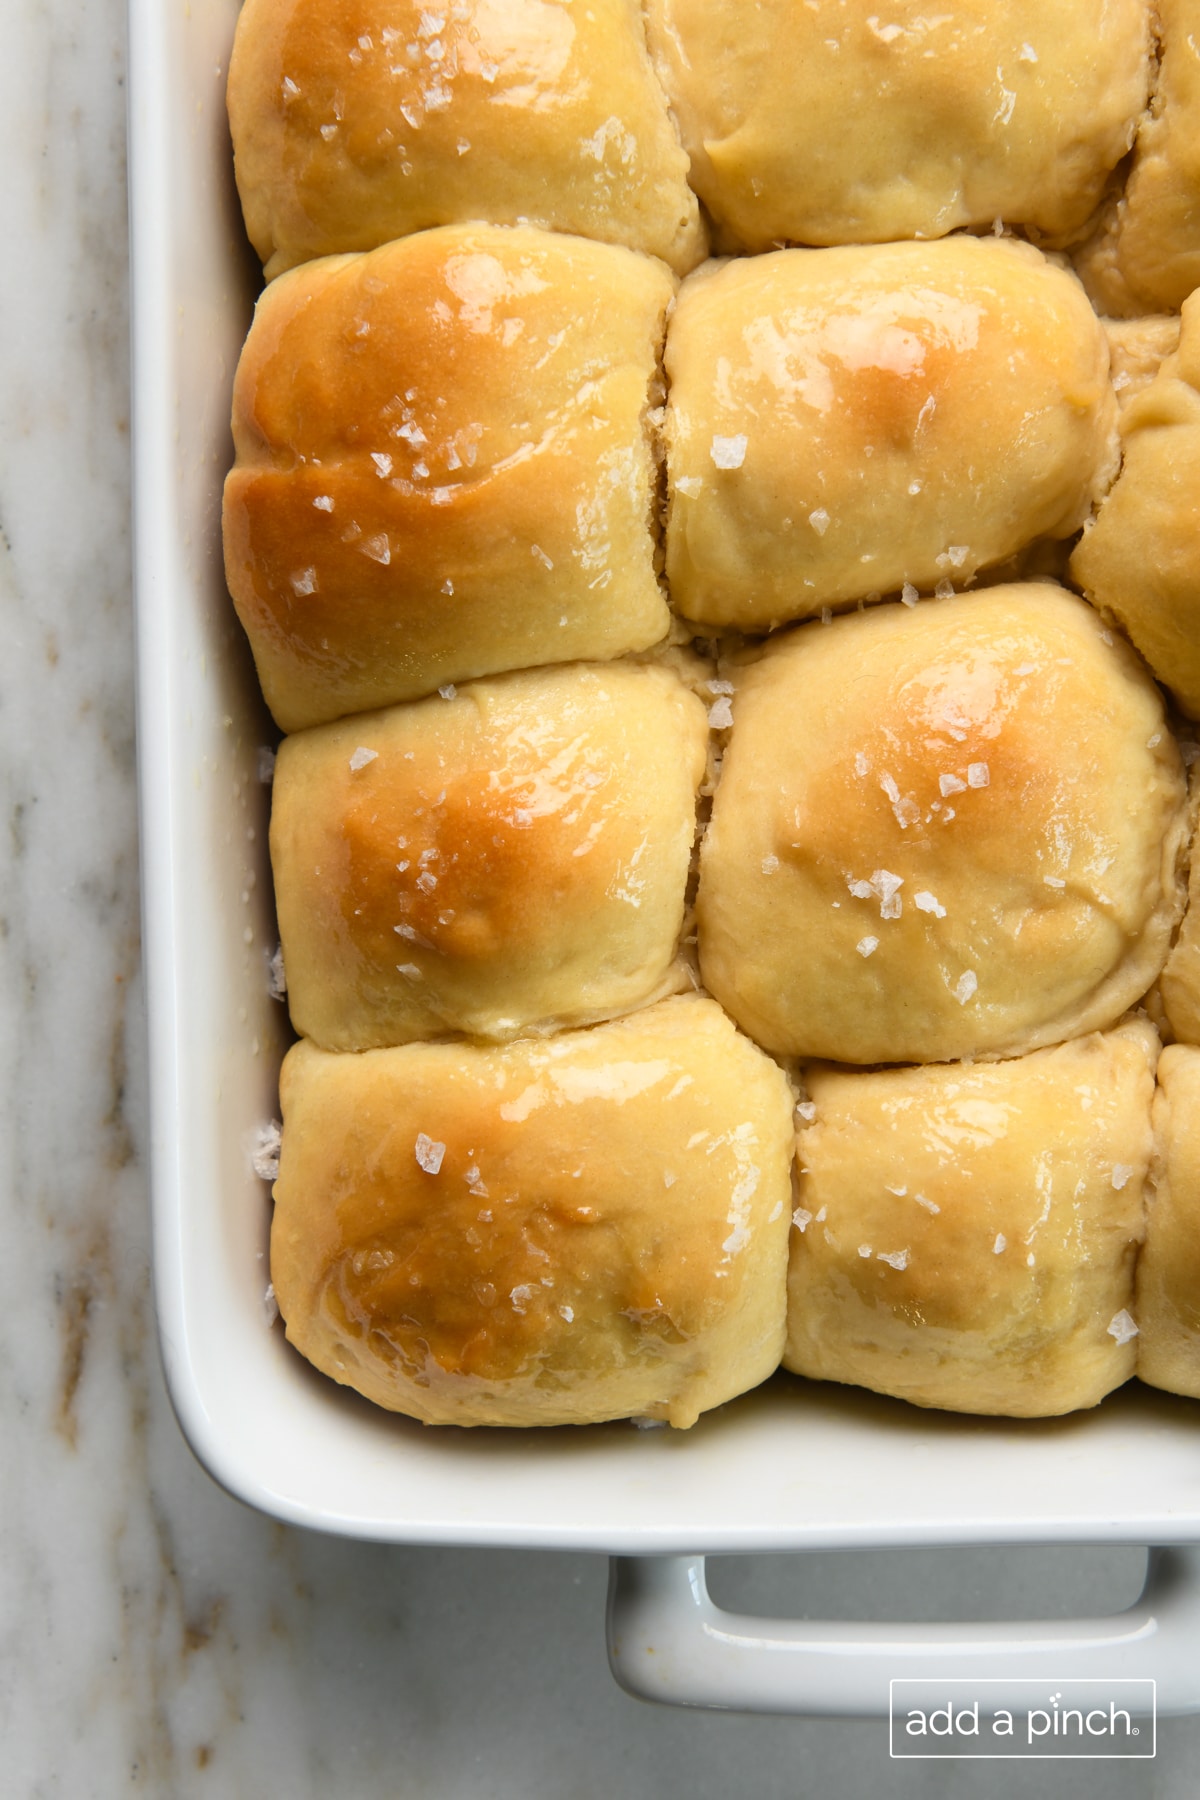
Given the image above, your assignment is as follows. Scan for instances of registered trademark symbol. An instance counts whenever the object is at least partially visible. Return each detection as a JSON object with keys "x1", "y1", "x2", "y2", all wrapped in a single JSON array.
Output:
[{"x1": 1133, "y1": 1728, "x2": 1140, "y2": 1736}]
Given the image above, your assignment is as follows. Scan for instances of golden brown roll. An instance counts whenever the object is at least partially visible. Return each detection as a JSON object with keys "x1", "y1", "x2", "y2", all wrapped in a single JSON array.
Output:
[
  {"x1": 270, "y1": 998, "x2": 796, "y2": 1427},
  {"x1": 224, "y1": 225, "x2": 674, "y2": 732},
  {"x1": 228, "y1": 0, "x2": 706, "y2": 280},
  {"x1": 663, "y1": 238, "x2": 1117, "y2": 630},
  {"x1": 697, "y1": 585, "x2": 1188, "y2": 1066},
  {"x1": 1076, "y1": 0, "x2": 1200, "y2": 316},
  {"x1": 645, "y1": 0, "x2": 1150, "y2": 254},
  {"x1": 1137, "y1": 1044, "x2": 1200, "y2": 1397},
  {"x1": 784, "y1": 1020, "x2": 1158, "y2": 1416},
  {"x1": 1070, "y1": 292, "x2": 1200, "y2": 722},
  {"x1": 271, "y1": 661, "x2": 708, "y2": 1049}
]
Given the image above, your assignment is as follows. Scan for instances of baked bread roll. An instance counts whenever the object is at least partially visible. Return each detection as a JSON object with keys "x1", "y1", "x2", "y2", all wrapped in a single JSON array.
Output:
[
  {"x1": 1136, "y1": 1044, "x2": 1200, "y2": 1397},
  {"x1": 270, "y1": 998, "x2": 796, "y2": 1427},
  {"x1": 645, "y1": 0, "x2": 1150, "y2": 254},
  {"x1": 784, "y1": 1020, "x2": 1158, "y2": 1416},
  {"x1": 271, "y1": 661, "x2": 708, "y2": 1049},
  {"x1": 1077, "y1": 0, "x2": 1200, "y2": 316},
  {"x1": 228, "y1": 0, "x2": 706, "y2": 280},
  {"x1": 663, "y1": 238, "x2": 1116, "y2": 630},
  {"x1": 1070, "y1": 292, "x2": 1200, "y2": 721},
  {"x1": 697, "y1": 585, "x2": 1188, "y2": 1066},
  {"x1": 224, "y1": 225, "x2": 674, "y2": 731}
]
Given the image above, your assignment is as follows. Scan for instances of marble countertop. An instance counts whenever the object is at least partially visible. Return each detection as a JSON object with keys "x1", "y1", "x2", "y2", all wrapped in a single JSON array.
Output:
[{"x1": 4, "y1": 0, "x2": 1200, "y2": 1792}]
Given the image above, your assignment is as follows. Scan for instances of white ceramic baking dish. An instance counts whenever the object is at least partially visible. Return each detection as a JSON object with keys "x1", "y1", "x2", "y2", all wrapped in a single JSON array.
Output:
[{"x1": 128, "y1": 0, "x2": 1200, "y2": 1715}]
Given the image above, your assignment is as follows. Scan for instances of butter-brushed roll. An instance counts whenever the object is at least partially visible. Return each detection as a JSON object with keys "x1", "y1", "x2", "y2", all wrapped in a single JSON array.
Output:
[
  {"x1": 271, "y1": 998, "x2": 796, "y2": 1427},
  {"x1": 1070, "y1": 292, "x2": 1200, "y2": 723},
  {"x1": 697, "y1": 585, "x2": 1188, "y2": 1066},
  {"x1": 228, "y1": 0, "x2": 706, "y2": 281},
  {"x1": 664, "y1": 238, "x2": 1117, "y2": 630},
  {"x1": 1136, "y1": 1044, "x2": 1200, "y2": 1398},
  {"x1": 645, "y1": 0, "x2": 1149, "y2": 254},
  {"x1": 224, "y1": 225, "x2": 674, "y2": 732},
  {"x1": 785, "y1": 1021, "x2": 1158, "y2": 1417},
  {"x1": 271, "y1": 661, "x2": 708, "y2": 1049},
  {"x1": 1077, "y1": 0, "x2": 1200, "y2": 316}
]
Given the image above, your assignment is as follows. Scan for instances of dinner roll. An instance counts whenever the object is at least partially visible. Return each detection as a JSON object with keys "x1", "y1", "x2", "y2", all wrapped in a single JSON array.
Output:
[
  {"x1": 228, "y1": 0, "x2": 706, "y2": 280},
  {"x1": 1077, "y1": 0, "x2": 1200, "y2": 316},
  {"x1": 271, "y1": 998, "x2": 796, "y2": 1427},
  {"x1": 645, "y1": 0, "x2": 1149, "y2": 254},
  {"x1": 224, "y1": 225, "x2": 673, "y2": 732},
  {"x1": 663, "y1": 238, "x2": 1116, "y2": 630},
  {"x1": 1137, "y1": 1044, "x2": 1200, "y2": 1398},
  {"x1": 1070, "y1": 292, "x2": 1200, "y2": 721},
  {"x1": 271, "y1": 661, "x2": 708, "y2": 1049},
  {"x1": 784, "y1": 1020, "x2": 1158, "y2": 1416},
  {"x1": 697, "y1": 585, "x2": 1188, "y2": 1066}
]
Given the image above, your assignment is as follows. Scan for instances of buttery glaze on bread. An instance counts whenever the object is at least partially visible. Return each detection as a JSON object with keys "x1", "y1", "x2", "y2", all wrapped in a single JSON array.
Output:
[
  {"x1": 270, "y1": 998, "x2": 796, "y2": 1427},
  {"x1": 228, "y1": 0, "x2": 706, "y2": 280},
  {"x1": 271, "y1": 661, "x2": 708, "y2": 1049},
  {"x1": 1077, "y1": 0, "x2": 1200, "y2": 316},
  {"x1": 784, "y1": 1020, "x2": 1158, "y2": 1416},
  {"x1": 663, "y1": 238, "x2": 1117, "y2": 629},
  {"x1": 697, "y1": 585, "x2": 1188, "y2": 1066},
  {"x1": 1071, "y1": 291, "x2": 1200, "y2": 722},
  {"x1": 223, "y1": 225, "x2": 674, "y2": 731},
  {"x1": 645, "y1": 0, "x2": 1150, "y2": 254},
  {"x1": 1136, "y1": 1044, "x2": 1200, "y2": 1398}
]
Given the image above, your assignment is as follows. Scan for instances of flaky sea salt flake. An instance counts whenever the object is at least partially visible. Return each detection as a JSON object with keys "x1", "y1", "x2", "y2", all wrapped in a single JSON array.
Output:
[
  {"x1": 953, "y1": 970, "x2": 978, "y2": 1004},
  {"x1": 267, "y1": 943, "x2": 287, "y2": 999},
  {"x1": 250, "y1": 1119, "x2": 282, "y2": 1182},
  {"x1": 710, "y1": 433, "x2": 747, "y2": 470},
  {"x1": 1107, "y1": 1309, "x2": 1139, "y2": 1345},
  {"x1": 415, "y1": 1132, "x2": 446, "y2": 1174}
]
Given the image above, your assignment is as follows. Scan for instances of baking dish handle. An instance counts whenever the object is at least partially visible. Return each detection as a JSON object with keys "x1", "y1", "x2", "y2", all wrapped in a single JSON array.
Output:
[{"x1": 606, "y1": 1549, "x2": 1200, "y2": 1716}]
